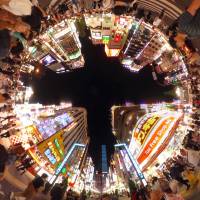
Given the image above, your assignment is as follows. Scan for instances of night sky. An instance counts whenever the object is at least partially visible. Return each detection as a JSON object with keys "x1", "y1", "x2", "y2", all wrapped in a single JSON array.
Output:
[{"x1": 30, "y1": 33, "x2": 174, "y2": 169}]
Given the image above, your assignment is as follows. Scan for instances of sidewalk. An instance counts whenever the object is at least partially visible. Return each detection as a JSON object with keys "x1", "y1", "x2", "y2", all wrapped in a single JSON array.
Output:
[
  {"x1": 0, "y1": 179, "x2": 20, "y2": 200},
  {"x1": 0, "y1": 164, "x2": 35, "y2": 199},
  {"x1": 4, "y1": 164, "x2": 34, "y2": 191}
]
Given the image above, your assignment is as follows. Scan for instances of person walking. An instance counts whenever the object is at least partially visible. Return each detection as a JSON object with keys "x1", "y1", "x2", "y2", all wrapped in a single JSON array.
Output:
[
  {"x1": 10, "y1": 176, "x2": 45, "y2": 199},
  {"x1": 169, "y1": 163, "x2": 190, "y2": 190},
  {"x1": 169, "y1": 0, "x2": 200, "y2": 51}
]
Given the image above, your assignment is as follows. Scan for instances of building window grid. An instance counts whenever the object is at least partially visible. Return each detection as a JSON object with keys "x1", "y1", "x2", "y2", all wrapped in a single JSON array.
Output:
[
  {"x1": 63, "y1": 116, "x2": 84, "y2": 144},
  {"x1": 64, "y1": 121, "x2": 85, "y2": 148}
]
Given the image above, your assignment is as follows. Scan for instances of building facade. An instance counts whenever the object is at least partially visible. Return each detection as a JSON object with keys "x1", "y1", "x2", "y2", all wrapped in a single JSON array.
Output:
[
  {"x1": 13, "y1": 103, "x2": 89, "y2": 181},
  {"x1": 27, "y1": 19, "x2": 84, "y2": 73},
  {"x1": 112, "y1": 103, "x2": 184, "y2": 170}
]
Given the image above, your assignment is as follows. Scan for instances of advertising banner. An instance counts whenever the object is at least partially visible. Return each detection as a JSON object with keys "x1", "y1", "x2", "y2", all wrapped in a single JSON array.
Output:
[
  {"x1": 134, "y1": 115, "x2": 160, "y2": 145},
  {"x1": 137, "y1": 117, "x2": 175, "y2": 164}
]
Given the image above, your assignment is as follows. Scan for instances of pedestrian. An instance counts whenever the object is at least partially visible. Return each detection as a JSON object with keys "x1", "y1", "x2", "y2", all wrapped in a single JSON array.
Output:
[
  {"x1": 169, "y1": 163, "x2": 190, "y2": 190},
  {"x1": 0, "y1": 29, "x2": 11, "y2": 59},
  {"x1": 50, "y1": 184, "x2": 64, "y2": 200},
  {"x1": 153, "y1": 9, "x2": 165, "y2": 28},
  {"x1": 0, "y1": 9, "x2": 31, "y2": 35},
  {"x1": 160, "y1": 181, "x2": 184, "y2": 200},
  {"x1": 137, "y1": 186, "x2": 148, "y2": 200},
  {"x1": 41, "y1": 173, "x2": 48, "y2": 182},
  {"x1": 169, "y1": 0, "x2": 200, "y2": 50},
  {"x1": 16, "y1": 157, "x2": 34, "y2": 174},
  {"x1": 8, "y1": 143, "x2": 25, "y2": 158},
  {"x1": 150, "y1": 177, "x2": 163, "y2": 200},
  {"x1": 178, "y1": 0, "x2": 200, "y2": 38},
  {"x1": 60, "y1": 176, "x2": 68, "y2": 193},
  {"x1": 11, "y1": 176, "x2": 45, "y2": 199},
  {"x1": 184, "y1": 147, "x2": 200, "y2": 167},
  {"x1": 32, "y1": 182, "x2": 51, "y2": 200},
  {"x1": 0, "y1": 144, "x2": 8, "y2": 181},
  {"x1": 0, "y1": 0, "x2": 33, "y2": 16},
  {"x1": 0, "y1": 145, "x2": 12, "y2": 197},
  {"x1": 0, "y1": 93, "x2": 11, "y2": 103}
]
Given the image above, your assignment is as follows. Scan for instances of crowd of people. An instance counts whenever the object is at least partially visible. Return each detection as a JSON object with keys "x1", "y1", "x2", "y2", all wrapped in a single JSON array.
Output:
[
  {"x1": 10, "y1": 174, "x2": 90, "y2": 200},
  {"x1": 148, "y1": 1, "x2": 200, "y2": 199},
  {"x1": 9, "y1": 172, "x2": 72, "y2": 200},
  {"x1": 0, "y1": 0, "x2": 200, "y2": 199},
  {"x1": 0, "y1": 145, "x2": 70, "y2": 200},
  {"x1": 128, "y1": 145, "x2": 200, "y2": 200},
  {"x1": 0, "y1": 0, "x2": 46, "y2": 147}
]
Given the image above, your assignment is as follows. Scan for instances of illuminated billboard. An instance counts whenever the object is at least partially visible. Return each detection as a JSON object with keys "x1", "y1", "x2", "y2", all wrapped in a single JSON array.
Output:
[
  {"x1": 105, "y1": 45, "x2": 120, "y2": 57},
  {"x1": 35, "y1": 113, "x2": 73, "y2": 140},
  {"x1": 133, "y1": 114, "x2": 160, "y2": 145},
  {"x1": 137, "y1": 116, "x2": 175, "y2": 164},
  {"x1": 10, "y1": 125, "x2": 43, "y2": 149},
  {"x1": 121, "y1": 57, "x2": 133, "y2": 66},
  {"x1": 121, "y1": 57, "x2": 144, "y2": 73},
  {"x1": 91, "y1": 30, "x2": 102, "y2": 39},
  {"x1": 129, "y1": 111, "x2": 182, "y2": 168},
  {"x1": 102, "y1": 35, "x2": 110, "y2": 44},
  {"x1": 36, "y1": 131, "x2": 65, "y2": 169}
]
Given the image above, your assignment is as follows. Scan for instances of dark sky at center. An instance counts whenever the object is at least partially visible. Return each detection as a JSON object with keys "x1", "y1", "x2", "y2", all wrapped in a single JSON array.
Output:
[{"x1": 31, "y1": 34, "x2": 173, "y2": 169}]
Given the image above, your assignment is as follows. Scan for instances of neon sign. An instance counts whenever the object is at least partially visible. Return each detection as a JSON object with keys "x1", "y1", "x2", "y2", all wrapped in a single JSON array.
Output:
[
  {"x1": 137, "y1": 117, "x2": 175, "y2": 164},
  {"x1": 134, "y1": 115, "x2": 160, "y2": 145},
  {"x1": 36, "y1": 113, "x2": 73, "y2": 139},
  {"x1": 47, "y1": 141, "x2": 60, "y2": 162},
  {"x1": 102, "y1": 36, "x2": 110, "y2": 44},
  {"x1": 55, "y1": 143, "x2": 85, "y2": 175},
  {"x1": 54, "y1": 139, "x2": 64, "y2": 156},
  {"x1": 44, "y1": 148, "x2": 56, "y2": 165}
]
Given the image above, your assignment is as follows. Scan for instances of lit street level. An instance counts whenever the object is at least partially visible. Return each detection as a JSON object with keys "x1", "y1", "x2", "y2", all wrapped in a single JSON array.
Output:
[{"x1": 0, "y1": 0, "x2": 200, "y2": 200}]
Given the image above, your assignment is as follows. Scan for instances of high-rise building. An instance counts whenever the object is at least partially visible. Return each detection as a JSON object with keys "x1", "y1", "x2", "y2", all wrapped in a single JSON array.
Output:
[
  {"x1": 122, "y1": 20, "x2": 153, "y2": 59},
  {"x1": 111, "y1": 104, "x2": 146, "y2": 143},
  {"x1": 101, "y1": 145, "x2": 108, "y2": 173},
  {"x1": 84, "y1": 13, "x2": 114, "y2": 45},
  {"x1": 112, "y1": 146, "x2": 141, "y2": 189},
  {"x1": 62, "y1": 107, "x2": 88, "y2": 154},
  {"x1": 27, "y1": 19, "x2": 84, "y2": 73},
  {"x1": 92, "y1": 145, "x2": 109, "y2": 192},
  {"x1": 94, "y1": 171, "x2": 102, "y2": 191},
  {"x1": 120, "y1": 20, "x2": 154, "y2": 72},
  {"x1": 112, "y1": 103, "x2": 184, "y2": 171},
  {"x1": 84, "y1": 14, "x2": 132, "y2": 56},
  {"x1": 75, "y1": 156, "x2": 95, "y2": 192},
  {"x1": 136, "y1": 31, "x2": 171, "y2": 66},
  {"x1": 13, "y1": 103, "x2": 89, "y2": 180}
]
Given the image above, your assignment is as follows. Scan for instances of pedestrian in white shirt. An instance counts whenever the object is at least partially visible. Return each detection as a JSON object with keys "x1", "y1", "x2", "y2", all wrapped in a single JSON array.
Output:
[{"x1": 0, "y1": 0, "x2": 33, "y2": 16}]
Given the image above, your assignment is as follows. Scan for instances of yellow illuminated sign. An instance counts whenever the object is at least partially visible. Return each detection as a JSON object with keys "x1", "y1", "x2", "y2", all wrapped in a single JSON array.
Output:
[
  {"x1": 134, "y1": 115, "x2": 160, "y2": 145},
  {"x1": 47, "y1": 141, "x2": 60, "y2": 162},
  {"x1": 37, "y1": 131, "x2": 64, "y2": 168},
  {"x1": 137, "y1": 117, "x2": 175, "y2": 164}
]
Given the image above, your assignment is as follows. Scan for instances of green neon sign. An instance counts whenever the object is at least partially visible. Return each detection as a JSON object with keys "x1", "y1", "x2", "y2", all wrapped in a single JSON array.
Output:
[
  {"x1": 54, "y1": 138, "x2": 64, "y2": 156},
  {"x1": 102, "y1": 36, "x2": 110, "y2": 44}
]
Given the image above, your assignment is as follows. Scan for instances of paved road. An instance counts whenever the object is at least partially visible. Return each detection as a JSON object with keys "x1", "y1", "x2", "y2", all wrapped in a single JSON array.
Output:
[
  {"x1": 0, "y1": 180, "x2": 20, "y2": 200},
  {"x1": 0, "y1": 164, "x2": 34, "y2": 199}
]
